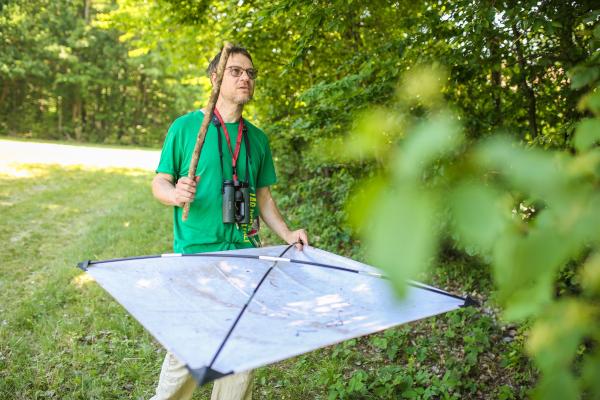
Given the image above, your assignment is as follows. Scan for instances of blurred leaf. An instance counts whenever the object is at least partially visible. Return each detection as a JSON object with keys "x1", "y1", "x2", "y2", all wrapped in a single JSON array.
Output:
[
  {"x1": 364, "y1": 186, "x2": 437, "y2": 297},
  {"x1": 394, "y1": 112, "x2": 462, "y2": 181},
  {"x1": 493, "y1": 229, "x2": 570, "y2": 320},
  {"x1": 573, "y1": 118, "x2": 600, "y2": 152},
  {"x1": 566, "y1": 149, "x2": 600, "y2": 177},
  {"x1": 398, "y1": 65, "x2": 448, "y2": 106},
  {"x1": 342, "y1": 108, "x2": 406, "y2": 161},
  {"x1": 528, "y1": 300, "x2": 592, "y2": 367},
  {"x1": 581, "y1": 351, "x2": 600, "y2": 396},
  {"x1": 346, "y1": 175, "x2": 386, "y2": 231},
  {"x1": 569, "y1": 66, "x2": 599, "y2": 90},
  {"x1": 580, "y1": 252, "x2": 600, "y2": 294},
  {"x1": 533, "y1": 371, "x2": 579, "y2": 400},
  {"x1": 449, "y1": 182, "x2": 508, "y2": 253},
  {"x1": 577, "y1": 89, "x2": 600, "y2": 115},
  {"x1": 475, "y1": 138, "x2": 568, "y2": 200},
  {"x1": 314, "y1": 108, "x2": 406, "y2": 163},
  {"x1": 502, "y1": 280, "x2": 554, "y2": 322}
]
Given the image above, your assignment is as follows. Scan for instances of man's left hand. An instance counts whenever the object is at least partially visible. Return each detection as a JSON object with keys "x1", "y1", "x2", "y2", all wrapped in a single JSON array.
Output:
[{"x1": 286, "y1": 229, "x2": 309, "y2": 251}]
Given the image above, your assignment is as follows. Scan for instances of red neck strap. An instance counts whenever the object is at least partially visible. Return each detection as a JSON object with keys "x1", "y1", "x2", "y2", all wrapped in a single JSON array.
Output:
[{"x1": 214, "y1": 109, "x2": 245, "y2": 181}]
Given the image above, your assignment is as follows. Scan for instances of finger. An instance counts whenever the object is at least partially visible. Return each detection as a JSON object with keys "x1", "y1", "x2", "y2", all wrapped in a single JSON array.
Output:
[
  {"x1": 177, "y1": 181, "x2": 198, "y2": 194},
  {"x1": 180, "y1": 185, "x2": 197, "y2": 195},
  {"x1": 295, "y1": 231, "x2": 307, "y2": 251},
  {"x1": 178, "y1": 183, "x2": 196, "y2": 192},
  {"x1": 178, "y1": 177, "x2": 197, "y2": 187},
  {"x1": 300, "y1": 231, "x2": 309, "y2": 247},
  {"x1": 173, "y1": 193, "x2": 186, "y2": 208},
  {"x1": 175, "y1": 187, "x2": 197, "y2": 203},
  {"x1": 176, "y1": 187, "x2": 195, "y2": 199},
  {"x1": 181, "y1": 191, "x2": 197, "y2": 202}
]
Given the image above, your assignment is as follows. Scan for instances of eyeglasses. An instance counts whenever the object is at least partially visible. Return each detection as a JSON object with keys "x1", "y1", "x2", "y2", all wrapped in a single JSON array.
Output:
[{"x1": 226, "y1": 66, "x2": 258, "y2": 80}]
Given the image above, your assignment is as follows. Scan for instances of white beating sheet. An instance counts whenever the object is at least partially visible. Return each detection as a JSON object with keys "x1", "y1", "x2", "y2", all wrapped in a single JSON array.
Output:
[{"x1": 83, "y1": 245, "x2": 466, "y2": 384}]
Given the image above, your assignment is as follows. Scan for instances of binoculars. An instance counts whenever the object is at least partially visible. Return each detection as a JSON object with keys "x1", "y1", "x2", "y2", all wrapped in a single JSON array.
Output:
[{"x1": 222, "y1": 180, "x2": 250, "y2": 224}]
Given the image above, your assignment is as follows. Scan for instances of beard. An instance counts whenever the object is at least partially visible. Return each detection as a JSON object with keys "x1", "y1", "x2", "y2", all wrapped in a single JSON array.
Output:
[{"x1": 233, "y1": 92, "x2": 253, "y2": 105}]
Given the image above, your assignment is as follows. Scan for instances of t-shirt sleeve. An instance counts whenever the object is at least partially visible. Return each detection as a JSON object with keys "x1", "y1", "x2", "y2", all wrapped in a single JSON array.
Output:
[
  {"x1": 156, "y1": 121, "x2": 181, "y2": 178},
  {"x1": 256, "y1": 138, "x2": 277, "y2": 188}
]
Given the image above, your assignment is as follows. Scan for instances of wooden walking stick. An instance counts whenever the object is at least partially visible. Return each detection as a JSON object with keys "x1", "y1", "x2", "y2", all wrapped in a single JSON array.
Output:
[{"x1": 182, "y1": 42, "x2": 233, "y2": 221}]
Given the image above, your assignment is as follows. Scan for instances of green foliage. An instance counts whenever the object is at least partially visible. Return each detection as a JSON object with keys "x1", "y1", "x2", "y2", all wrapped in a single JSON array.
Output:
[
  {"x1": 300, "y1": 305, "x2": 535, "y2": 400},
  {"x1": 574, "y1": 118, "x2": 600, "y2": 151},
  {"x1": 337, "y1": 55, "x2": 600, "y2": 398},
  {"x1": 4, "y1": 0, "x2": 598, "y2": 253},
  {"x1": 3, "y1": 0, "x2": 600, "y2": 398},
  {"x1": 0, "y1": 0, "x2": 202, "y2": 145}
]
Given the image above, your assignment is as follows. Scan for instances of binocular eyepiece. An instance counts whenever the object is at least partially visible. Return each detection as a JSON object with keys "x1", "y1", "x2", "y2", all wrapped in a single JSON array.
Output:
[{"x1": 222, "y1": 180, "x2": 250, "y2": 224}]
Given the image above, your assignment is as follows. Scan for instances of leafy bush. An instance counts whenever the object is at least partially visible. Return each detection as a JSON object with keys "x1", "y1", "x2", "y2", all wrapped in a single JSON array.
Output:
[{"x1": 338, "y1": 57, "x2": 600, "y2": 399}]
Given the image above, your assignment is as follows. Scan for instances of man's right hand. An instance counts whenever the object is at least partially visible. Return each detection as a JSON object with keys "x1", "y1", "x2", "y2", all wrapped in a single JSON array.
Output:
[{"x1": 173, "y1": 176, "x2": 200, "y2": 207}]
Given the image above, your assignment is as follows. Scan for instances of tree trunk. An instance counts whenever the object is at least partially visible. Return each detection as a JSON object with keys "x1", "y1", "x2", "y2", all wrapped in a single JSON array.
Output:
[
  {"x1": 117, "y1": 85, "x2": 126, "y2": 140},
  {"x1": 58, "y1": 95, "x2": 63, "y2": 136},
  {"x1": 137, "y1": 73, "x2": 146, "y2": 124},
  {"x1": 14, "y1": 79, "x2": 25, "y2": 110},
  {"x1": 0, "y1": 81, "x2": 9, "y2": 109},
  {"x1": 81, "y1": 98, "x2": 87, "y2": 137},
  {"x1": 554, "y1": 4, "x2": 584, "y2": 126},
  {"x1": 97, "y1": 88, "x2": 104, "y2": 131},
  {"x1": 512, "y1": 24, "x2": 538, "y2": 140},
  {"x1": 489, "y1": 35, "x2": 503, "y2": 128},
  {"x1": 72, "y1": 96, "x2": 82, "y2": 141},
  {"x1": 84, "y1": 0, "x2": 91, "y2": 24}
]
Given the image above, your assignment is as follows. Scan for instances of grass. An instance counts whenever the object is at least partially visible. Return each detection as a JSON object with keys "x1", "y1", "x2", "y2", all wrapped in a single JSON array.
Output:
[
  {"x1": 0, "y1": 164, "x2": 182, "y2": 399},
  {"x1": 0, "y1": 162, "x2": 537, "y2": 399}
]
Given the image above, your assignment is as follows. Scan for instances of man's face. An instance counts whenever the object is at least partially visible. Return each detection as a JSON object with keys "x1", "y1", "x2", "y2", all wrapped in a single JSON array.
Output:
[{"x1": 214, "y1": 53, "x2": 255, "y2": 105}]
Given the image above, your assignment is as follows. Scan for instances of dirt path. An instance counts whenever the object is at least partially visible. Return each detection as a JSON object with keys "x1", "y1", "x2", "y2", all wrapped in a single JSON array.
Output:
[{"x1": 0, "y1": 139, "x2": 160, "y2": 172}]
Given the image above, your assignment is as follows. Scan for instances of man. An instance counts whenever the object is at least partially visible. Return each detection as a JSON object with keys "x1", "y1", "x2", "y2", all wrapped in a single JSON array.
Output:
[{"x1": 150, "y1": 46, "x2": 308, "y2": 400}]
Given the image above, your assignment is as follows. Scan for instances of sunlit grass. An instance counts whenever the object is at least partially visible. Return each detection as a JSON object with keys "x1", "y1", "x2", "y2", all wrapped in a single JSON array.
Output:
[{"x1": 0, "y1": 163, "x2": 214, "y2": 399}]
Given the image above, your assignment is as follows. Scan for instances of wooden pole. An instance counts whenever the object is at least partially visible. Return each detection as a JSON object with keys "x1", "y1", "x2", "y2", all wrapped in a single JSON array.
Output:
[{"x1": 182, "y1": 42, "x2": 233, "y2": 221}]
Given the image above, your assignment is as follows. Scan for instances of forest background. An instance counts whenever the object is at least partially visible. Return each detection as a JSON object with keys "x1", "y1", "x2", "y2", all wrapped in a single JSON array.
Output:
[{"x1": 1, "y1": 0, "x2": 599, "y2": 399}]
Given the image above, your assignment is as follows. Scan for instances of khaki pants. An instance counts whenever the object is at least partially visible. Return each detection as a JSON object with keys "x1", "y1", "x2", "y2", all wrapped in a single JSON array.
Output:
[{"x1": 150, "y1": 352, "x2": 253, "y2": 400}]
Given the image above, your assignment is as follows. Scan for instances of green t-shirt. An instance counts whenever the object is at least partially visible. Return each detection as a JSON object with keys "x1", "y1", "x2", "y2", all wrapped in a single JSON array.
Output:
[{"x1": 156, "y1": 110, "x2": 277, "y2": 254}]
